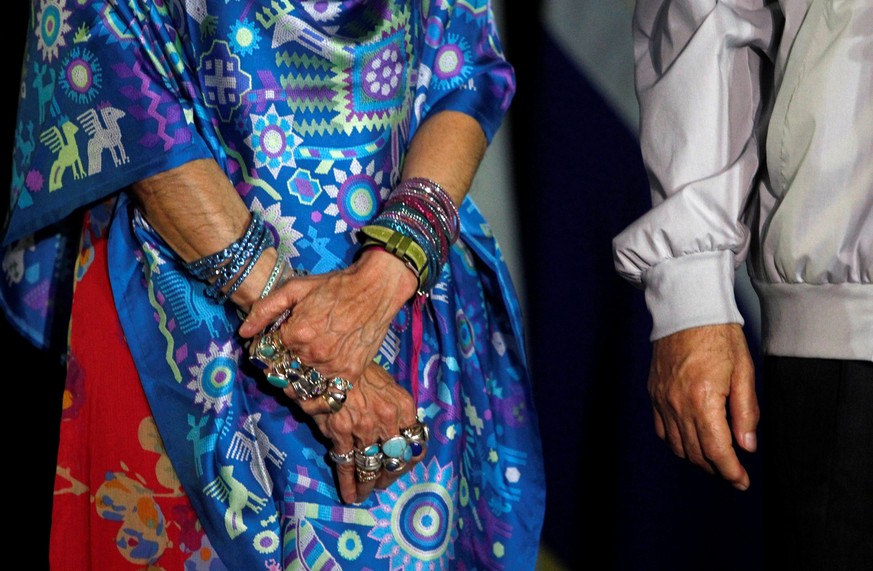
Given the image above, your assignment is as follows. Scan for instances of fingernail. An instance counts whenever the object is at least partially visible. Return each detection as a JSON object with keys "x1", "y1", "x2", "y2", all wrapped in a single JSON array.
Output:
[
  {"x1": 742, "y1": 432, "x2": 757, "y2": 451},
  {"x1": 733, "y1": 480, "x2": 749, "y2": 492}
]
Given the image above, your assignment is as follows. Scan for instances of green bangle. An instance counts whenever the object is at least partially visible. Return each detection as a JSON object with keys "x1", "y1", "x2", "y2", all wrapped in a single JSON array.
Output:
[{"x1": 359, "y1": 225, "x2": 430, "y2": 293}]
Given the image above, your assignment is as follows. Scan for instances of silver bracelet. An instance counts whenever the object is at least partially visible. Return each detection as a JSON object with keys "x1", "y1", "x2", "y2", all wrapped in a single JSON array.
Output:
[{"x1": 260, "y1": 257, "x2": 286, "y2": 299}]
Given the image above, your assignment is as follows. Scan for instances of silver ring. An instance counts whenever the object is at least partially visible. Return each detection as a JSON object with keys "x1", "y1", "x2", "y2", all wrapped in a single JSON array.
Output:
[
  {"x1": 249, "y1": 330, "x2": 284, "y2": 369},
  {"x1": 322, "y1": 392, "x2": 345, "y2": 413},
  {"x1": 383, "y1": 457, "x2": 408, "y2": 473},
  {"x1": 329, "y1": 449, "x2": 355, "y2": 465},
  {"x1": 400, "y1": 419, "x2": 429, "y2": 443},
  {"x1": 400, "y1": 419, "x2": 429, "y2": 456},
  {"x1": 355, "y1": 466, "x2": 379, "y2": 482},
  {"x1": 354, "y1": 445, "x2": 384, "y2": 471}
]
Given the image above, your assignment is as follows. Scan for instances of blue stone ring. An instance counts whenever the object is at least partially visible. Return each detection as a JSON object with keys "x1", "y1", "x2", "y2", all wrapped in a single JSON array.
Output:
[{"x1": 400, "y1": 419, "x2": 429, "y2": 457}]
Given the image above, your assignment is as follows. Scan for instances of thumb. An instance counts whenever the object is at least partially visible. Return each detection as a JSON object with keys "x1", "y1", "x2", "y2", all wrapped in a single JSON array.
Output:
[{"x1": 238, "y1": 279, "x2": 306, "y2": 337}]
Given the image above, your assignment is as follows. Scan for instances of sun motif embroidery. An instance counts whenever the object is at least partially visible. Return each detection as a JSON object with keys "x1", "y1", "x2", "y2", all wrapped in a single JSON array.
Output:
[
  {"x1": 250, "y1": 197, "x2": 304, "y2": 264},
  {"x1": 368, "y1": 457, "x2": 458, "y2": 570},
  {"x1": 431, "y1": 34, "x2": 475, "y2": 92},
  {"x1": 59, "y1": 46, "x2": 103, "y2": 104},
  {"x1": 228, "y1": 18, "x2": 263, "y2": 57},
  {"x1": 186, "y1": 340, "x2": 238, "y2": 413},
  {"x1": 323, "y1": 159, "x2": 388, "y2": 234},
  {"x1": 245, "y1": 103, "x2": 303, "y2": 179},
  {"x1": 36, "y1": 0, "x2": 72, "y2": 62}
]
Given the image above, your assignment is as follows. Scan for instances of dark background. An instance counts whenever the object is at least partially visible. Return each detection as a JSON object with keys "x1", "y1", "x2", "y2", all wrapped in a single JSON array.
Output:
[
  {"x1": 2, "y1": 4, "x2": 66, "y2": 569},
  {"x1": 5, "y1": 3, "x2": 765, "y2": 570},
  {"x1": 504, "y1": 4, "x2": 765, "y2": 570}
]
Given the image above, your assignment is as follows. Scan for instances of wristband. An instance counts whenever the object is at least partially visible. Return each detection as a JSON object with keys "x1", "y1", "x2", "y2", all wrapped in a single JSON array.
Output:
[{"x1": 358, "y1": 224, "x2": 430, "y2": 293}]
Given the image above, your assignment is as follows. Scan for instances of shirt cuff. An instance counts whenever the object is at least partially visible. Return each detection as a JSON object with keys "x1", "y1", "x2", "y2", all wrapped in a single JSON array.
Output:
[{"x1": 642, "y1": 250, "x2": 744, "y2": 341}]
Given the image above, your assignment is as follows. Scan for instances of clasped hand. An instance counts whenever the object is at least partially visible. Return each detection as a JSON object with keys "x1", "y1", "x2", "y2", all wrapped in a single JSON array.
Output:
[{"x1": 239, "y1": 249, "x2": 423, "y2": 503}]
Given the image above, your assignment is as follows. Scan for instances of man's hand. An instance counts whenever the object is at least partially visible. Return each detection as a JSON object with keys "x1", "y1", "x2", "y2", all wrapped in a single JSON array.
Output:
[{"x1": 648, "y1": 323, "x2": 758, "y2": 490}]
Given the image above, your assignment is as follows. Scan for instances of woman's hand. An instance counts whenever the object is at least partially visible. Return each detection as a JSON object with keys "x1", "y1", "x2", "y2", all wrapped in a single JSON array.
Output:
[
  {"x1": 291, "y1": 362, "x2": 426, "y2": 504},
  {"x1": 239, "y1": 247, "x2": 419, "y2": 382}
]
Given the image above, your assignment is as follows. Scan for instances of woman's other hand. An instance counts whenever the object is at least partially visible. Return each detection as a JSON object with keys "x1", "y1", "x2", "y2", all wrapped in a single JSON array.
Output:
[
  {"x1": 239, "y1": 247, "x2": 418, "y2": 382},
  {"x1": 292, "y1": 362, "x2": 426, "y2": 504}
]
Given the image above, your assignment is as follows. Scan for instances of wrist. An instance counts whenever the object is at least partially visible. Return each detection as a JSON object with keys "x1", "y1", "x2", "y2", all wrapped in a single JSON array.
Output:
[{"x1": 356, "y1": 246, "x2": 419, "y2": 306}]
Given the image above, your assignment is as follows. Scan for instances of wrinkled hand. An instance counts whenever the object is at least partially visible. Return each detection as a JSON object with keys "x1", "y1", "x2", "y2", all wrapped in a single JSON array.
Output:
[
  {"x1": 239, "y1": 248, "x2": 418, "y2": 383},
  {"x1": 291, "y1": 363, "x2": 425, "y2": 504},
  {"x1": 648, "y1": 323, "x2": 759, "y2": 490}
]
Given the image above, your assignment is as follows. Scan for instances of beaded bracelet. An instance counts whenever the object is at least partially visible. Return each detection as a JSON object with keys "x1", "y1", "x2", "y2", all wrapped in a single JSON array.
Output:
[
  {"x1": 184, "y1": 212, "x2": 265, "y2": 280},
  {"x1": 183, "y1": 211, "x2": 274, "y2": 304},
  {"x1": 220, "y1": 227, "x2": 272, "y2": 301}
]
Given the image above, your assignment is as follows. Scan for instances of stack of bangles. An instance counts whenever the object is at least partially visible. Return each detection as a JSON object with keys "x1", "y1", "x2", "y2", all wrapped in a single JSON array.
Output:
[
  {"x1": 328, "y1": 418, "x2": 430, "y2": 481},
  {"x1": 248, "y1": 307, "x2": 354, "y2": 413},
  {"x1": 357, "y1": 176, "x2": 460, "y2": 294},
  {"x1": 183, "y1": 211, "x2": 275, "y2": 303}
]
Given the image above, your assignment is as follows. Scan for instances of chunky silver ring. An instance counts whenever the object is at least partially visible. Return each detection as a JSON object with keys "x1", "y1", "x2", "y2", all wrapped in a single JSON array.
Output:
[
  {"x1": 249, "y1": 330, "x2": 284, "y2": 369},
  {"x1": 321, "y1": 377, "x2": 353, "y2": 412},
  {"x1": 322, "y1": 392, "x2": 345, "y2": 413},
  {"x1": 400, "y1": 419, "x2": 429, "y2": 457},
  {"x1": 400, "y1": 419, "x2": 430, "y2": 443},
  {"x1": 272, "y1": 352, "x2": 325, "y2": 400},
  {"x1": 381, "y1": 435, "x2": 411, "y2": 460},
  {"x1": 329, "y1": 449, "x2": 355, "y2": 465},
  {"x1": 383, "y1": 456, "x2": 408, "y2": 473},
  {"x1": 355, "y1": 466, "x2": 379, "y2": 482},
  {"x1": 354, "y1": 446, "x2": 384, "y2": 471}
]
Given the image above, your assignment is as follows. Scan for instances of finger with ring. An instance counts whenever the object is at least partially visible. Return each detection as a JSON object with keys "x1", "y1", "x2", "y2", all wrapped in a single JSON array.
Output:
[
  {"x1": 400, "y1": 418, "x2": 430, "y2": 456},
  {"x1": 329, "y1": 449, "x2": 355, "y2": 465}
]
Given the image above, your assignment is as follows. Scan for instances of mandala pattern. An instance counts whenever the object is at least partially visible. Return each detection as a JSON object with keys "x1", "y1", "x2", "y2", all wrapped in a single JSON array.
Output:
[
  {"x1": 36, "y1": 0, "x2": 72, "y2": 62},
  {"x1": 324, "y1": 159, "x2": 387, "y2": 234},
  {"x1": 186, "y1": 340, "x2": 238, "y2": 413},
  {"x1": 369, "y1": 458, "x2": 458, "y2": 570},
  {"x1": 245, "y1": 103, "x2": 303, "y2": 178},
  {"x1": 334, "y1": 9, "x2": 414, "y2": 134}
]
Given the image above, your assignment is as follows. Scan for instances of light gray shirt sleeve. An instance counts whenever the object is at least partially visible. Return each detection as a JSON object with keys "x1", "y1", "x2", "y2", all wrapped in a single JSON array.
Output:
[{"x1": 612, "y1": 0, "x2": 779, "y2": 341}]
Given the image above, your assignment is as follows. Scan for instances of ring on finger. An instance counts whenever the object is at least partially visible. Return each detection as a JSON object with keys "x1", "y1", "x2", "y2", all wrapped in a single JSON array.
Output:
[
  {"x1": 400, "y1": 418, "x2": 430, "y2": 456},
  {"x1": 322, "y1": 391, "x2": 345, "y2": 413},
  {"x1": 355, "y1": 466, "x2": 380, "y2": 482},
  {"x1": 329, "y1": 449, "x2": 355, "y2": 465},
  {"x1": 321, "y1": 377, "x2": 353, "y2": 413},
  {"x1": 383, "y1": 457, "x2": 408, "y2": 473},
  {"x1": 354, "y1": 446, "x2": 384, "y2": 471},
  {"x1": 249, "y1": 330, "x2": 285, "y2": 369},
  {"x1": 381, "y1": 435, "x2": 412, "y2": 461}
]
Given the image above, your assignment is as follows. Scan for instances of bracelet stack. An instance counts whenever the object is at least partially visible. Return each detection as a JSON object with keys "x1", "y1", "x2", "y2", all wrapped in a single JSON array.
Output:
[
  {"x1": 358, "y1": 177, "x2": 460, "y2": 293},
  {"x1": 183, "y1": 211, "x2": 274, "y2": 303}
]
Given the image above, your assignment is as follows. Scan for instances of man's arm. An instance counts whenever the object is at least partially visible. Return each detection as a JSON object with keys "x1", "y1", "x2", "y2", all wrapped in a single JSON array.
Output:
[{"x1": 613, "y1": 0, "x2": 780, "y2": 489}]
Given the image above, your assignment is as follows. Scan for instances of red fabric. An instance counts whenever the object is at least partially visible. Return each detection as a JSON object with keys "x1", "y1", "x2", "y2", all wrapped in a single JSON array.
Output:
[{"x1": 50, "y1": 229, "x2": 214, "y2": 570}]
